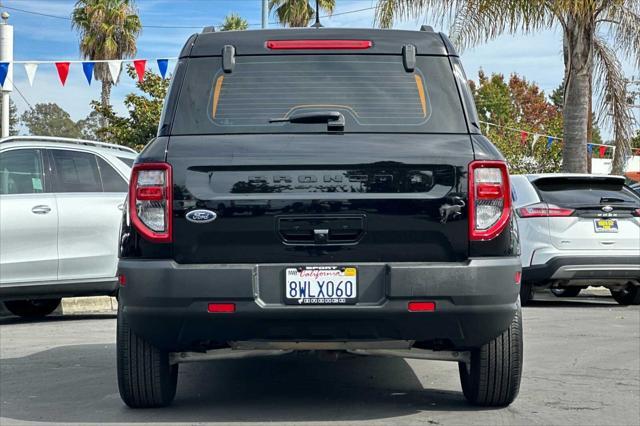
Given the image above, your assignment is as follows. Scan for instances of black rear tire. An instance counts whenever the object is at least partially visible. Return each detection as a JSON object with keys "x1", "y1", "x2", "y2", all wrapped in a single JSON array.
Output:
[
  {"x1": 459, "y1": 305, "x2": 523, "y2": 406},
  {"x1": 4, "y1": 298, "x2": 61, "y2": 318},
  {"x1": 117, "y1": 307, "x2": 178, "y2": 408},
  {"x1": 610, "y1": 286, "x2": 640, "y2": 306},
  {"x1": 519, "y1": 282, "x2": 533, "y2": 306},
  {"x1": 551, "y1": 287, "x2": 582, "y2": 297}
]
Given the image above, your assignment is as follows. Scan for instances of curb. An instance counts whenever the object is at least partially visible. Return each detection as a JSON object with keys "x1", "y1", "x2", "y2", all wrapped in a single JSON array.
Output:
[{"x1": 61, "y1": 296, "x2": 118, "y2": 314}]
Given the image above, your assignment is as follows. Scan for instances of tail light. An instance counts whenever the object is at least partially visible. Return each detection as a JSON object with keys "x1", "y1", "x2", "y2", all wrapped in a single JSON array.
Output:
[
  {"x1": 516, "y1": 202, "x2": 575, "y2": 218},
  {"x1": 633, "y1": 209, "x2": 640, "y2": 217},
  {"x1": 129, "y1": 162, "x2": 172, "y2": 242},
  {"x1": 468, "y1": 160, "x2": 511, "y2": 241}
]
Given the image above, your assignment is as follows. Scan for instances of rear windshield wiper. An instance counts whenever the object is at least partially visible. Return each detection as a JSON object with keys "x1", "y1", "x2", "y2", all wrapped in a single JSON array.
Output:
[
  {"x1": 269, "y1": 110, "x2": 345, "y2": 131},
  {"x1": 600, "y1": 197, "x2": 630, "y2": 204}
]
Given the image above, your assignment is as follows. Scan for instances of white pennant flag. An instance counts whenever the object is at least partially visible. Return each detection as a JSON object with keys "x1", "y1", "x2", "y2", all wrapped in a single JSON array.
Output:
[
  {"x1": 107, "y1": 60, "x2": 122, "y2": 83},
  {"x1": 24, "y1": 63, "x2": 38, "y2": 86}
]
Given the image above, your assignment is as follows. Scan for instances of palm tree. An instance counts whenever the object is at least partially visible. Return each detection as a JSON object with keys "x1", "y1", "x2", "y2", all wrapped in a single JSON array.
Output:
[
  {"x1": 375, "y1": 0, "x2": 639, "y2": 174},
  {"x1": 269, "y1": 0, "x2": 335, "y2": 27},
  {"x1": 221, "y1": 13, "x2": 249, "y2": 31},
  {"x1": 72, "y1": 0, "x2": 142, "y2": 118}
]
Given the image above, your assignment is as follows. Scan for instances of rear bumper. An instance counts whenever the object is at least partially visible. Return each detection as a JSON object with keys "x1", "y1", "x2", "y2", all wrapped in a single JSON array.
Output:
[
  {"x1": 118, "y1": 257, "x2": 521, "y2": 351},
  {"x1": 522, "y1": 256, "x2": 640, "y2": 284}
]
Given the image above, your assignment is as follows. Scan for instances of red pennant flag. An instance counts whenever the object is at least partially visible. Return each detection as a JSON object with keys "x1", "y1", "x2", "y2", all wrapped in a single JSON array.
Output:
[
  {"x1": 55, "y1": 62, "x2": 70, "y2": 86},
  {"x1": 133, "y1": 59, "x2": 146, "y2": 82},
  {"x1": 520, "y1": 131, "x2": 528, "y2": 146},
  {"x1": 599, "y1": 146, "x2": 606, "y2": 158}
]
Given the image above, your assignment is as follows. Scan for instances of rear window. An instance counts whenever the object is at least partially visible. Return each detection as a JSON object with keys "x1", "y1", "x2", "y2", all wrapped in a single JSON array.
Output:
[
  {"x1": 171, "y1": 55, "x2": 467, "y2": 134},
  {"x1": 533, "y1": 178, "x2": 640, "y2": 206}
]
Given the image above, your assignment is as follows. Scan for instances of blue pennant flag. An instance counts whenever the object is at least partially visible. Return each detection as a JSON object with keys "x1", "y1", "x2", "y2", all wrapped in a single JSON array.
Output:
[
  {"x1": 157, "y1": 59, "x2": 168, "y2": 79},
  {"x1": 0, "y1": 62, "x2": 9, "y2": 87},
  {"x1": 587, "y1": 144, "x2": 593, "y2": 154},
  {"x1": 82, "y1": 62, "x2": 94, "y2": 85},
  {"x1": 546, "y1": 136, "x2": 553, "y2": 150}
]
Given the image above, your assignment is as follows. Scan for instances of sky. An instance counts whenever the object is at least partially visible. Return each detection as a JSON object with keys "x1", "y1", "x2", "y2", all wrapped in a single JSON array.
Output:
[{"x1": 1, "y1": 0, "x2": 638, "y2": 140}]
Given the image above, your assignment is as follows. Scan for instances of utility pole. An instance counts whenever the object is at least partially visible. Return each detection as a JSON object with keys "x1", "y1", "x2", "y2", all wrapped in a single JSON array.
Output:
[
  {"x1": 0, "y1": 11, "x2": 13, "y2": 138},
  {"x1": 262, "y1": 0, "x2": 268, "y2": 29}
]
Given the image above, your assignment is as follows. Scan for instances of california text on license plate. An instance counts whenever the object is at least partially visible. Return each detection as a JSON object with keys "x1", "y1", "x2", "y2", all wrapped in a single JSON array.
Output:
[
  {"x1": 285, "y1": 266, "x2": 357, "y2": 305},
  {"x1": 594, "y1": 218, "x2": 619, "y2": 233}
]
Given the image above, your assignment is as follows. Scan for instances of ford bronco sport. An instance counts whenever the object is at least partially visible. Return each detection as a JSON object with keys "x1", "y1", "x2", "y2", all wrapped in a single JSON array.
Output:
[{"x1": 117, "y1": 27, "x2": 523, "y2": 408}]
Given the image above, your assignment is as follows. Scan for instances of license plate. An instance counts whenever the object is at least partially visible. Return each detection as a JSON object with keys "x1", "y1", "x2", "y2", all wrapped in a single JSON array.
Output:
[
  {"x1": 594, "y1": 218, "x2": 618, "y2": 233},
  {"x1": 285, "y1": 266, "x2": 357, "y2": 305}
]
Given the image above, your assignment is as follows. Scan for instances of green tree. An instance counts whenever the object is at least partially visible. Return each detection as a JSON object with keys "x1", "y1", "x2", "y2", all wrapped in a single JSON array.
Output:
[
  {"x1": 72, "y1": 0, "x2": 142, "y2": 119},
  {"x1": 269, "y1": 0, "x2": 335, "y2": 27},
  {"x1": 21, "y1": 103, "x2": 83, "y2": 138},
  {"x1": 632, "y1": 130, "x2": 640, "y2": 149},
  {"x1": 0, "y1": 97, "x2": 19, "y2": 136},
  {"x1": 471, "y1": 71, "x2": 564, "y2": 173},
  {"x1": 375, "y1": 0, "x2": 639, "y2": 174},
  {"x1": 221, "y1": 13, "x2": 249, "y2": 31},
  {"x1": 93, "y1": 65, "x2": 169, "y2": 150}
]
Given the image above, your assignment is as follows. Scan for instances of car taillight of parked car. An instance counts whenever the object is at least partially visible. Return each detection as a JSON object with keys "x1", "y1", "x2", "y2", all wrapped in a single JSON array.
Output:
[
  {"x1": 129, "y1": 162, "x2": 173, "y2": 242},
  {"x1": 516, "y1": 203, "x2": 575, "y2": 218},
  {"x1": 468, "y1": 160, "x2": 511, "y2": 241}
]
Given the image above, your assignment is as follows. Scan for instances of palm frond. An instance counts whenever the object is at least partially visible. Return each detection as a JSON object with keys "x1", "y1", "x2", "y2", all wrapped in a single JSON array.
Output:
[
  {"x1": 600, "y1": 0, "x2": 640, "y2": 69},
  {"x1": 375, "y1": 0, "x2": 552, "y2": 50},
  {"x1": 592, "y1": 35, "x2": 635, "y2": 172}
]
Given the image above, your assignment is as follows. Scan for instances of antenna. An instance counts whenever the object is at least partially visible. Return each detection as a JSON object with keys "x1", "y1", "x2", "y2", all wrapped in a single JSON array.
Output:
[{"x1": 311, "y1": 0, "x2": 323, "y2": 28}]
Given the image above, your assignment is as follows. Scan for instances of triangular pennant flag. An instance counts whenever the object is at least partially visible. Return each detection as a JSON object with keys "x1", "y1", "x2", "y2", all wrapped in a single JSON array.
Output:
[
  {"x1": 531, "y1": 134, "x2": 540, "y2": 149},
  {"x1": 599, "y1": 145, "x2": 606, "y2": 158},
  {"x1": 82, "y1": 62, "x2": 94, "y2": 85},
  {"x1": 520, "y1": 131, "x2": 528, "y2": 146},
  {"x1": 24, "y1": 63, "x2": 38, "y2": 86},
  {"x1": 133, "y1": 59, "x2": 146, "y2": 82},
  {"x1": 0, "y1": 62, "x2": 9, "y2": 87},
  {"x1": 546, "y1": 136, "x2": 554, "y2": 150},
  {"x1": 107, "y1": 60, "x2": 122, "y2": 83},
  {"x1": 157, "y1": 59, "x2": 168, "y2": 79},
  {"x1": 587, "y1": 144, "x2": 593, "y2": 154},
  {"x1": 55, "y1": 62, "x2": 70, "y2": 86}
]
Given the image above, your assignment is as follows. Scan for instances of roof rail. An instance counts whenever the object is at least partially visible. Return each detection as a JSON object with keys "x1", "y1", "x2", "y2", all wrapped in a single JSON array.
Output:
[
  {"x1": 420, "y1": 25, "x2": 434, "y2": 32},
  {"x1": 202, "y1": 26, "x2": 216, "y2": 33},
  {"x1": 0, "y1": 136, "x2": 138, "y2": 154}
]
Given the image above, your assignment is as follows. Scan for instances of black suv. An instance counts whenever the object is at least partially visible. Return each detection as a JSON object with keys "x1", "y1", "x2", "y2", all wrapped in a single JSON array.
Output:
[{"x1": 117, "y1": 27, "x2": 523, "y2": 408}]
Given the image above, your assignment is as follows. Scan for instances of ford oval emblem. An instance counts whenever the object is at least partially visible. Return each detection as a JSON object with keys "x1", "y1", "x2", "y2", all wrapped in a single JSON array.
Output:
[
  {"x1": 602, "y1": 205, "x2": 614, "y2": 213},
  {"x1": 186, "y1": 209, "x2": 217, "y2": 223}
]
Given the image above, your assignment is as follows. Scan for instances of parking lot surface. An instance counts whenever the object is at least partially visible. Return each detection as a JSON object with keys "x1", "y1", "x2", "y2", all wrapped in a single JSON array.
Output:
[{"x1": 0, "y1": 291, "x2": 638, "y2": 426}]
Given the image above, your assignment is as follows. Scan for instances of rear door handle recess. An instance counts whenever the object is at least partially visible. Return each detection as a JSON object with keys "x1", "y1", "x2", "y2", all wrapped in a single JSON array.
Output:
[{"x1": 31, "y1": 205, "x2": 51, "y2": 215}]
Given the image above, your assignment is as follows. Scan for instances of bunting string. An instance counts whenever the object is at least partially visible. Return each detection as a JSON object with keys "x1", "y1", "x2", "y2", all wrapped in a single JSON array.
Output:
[
  {"x1": 0, "y1": 57, "x2": 177, "y2": 89},
  {"x1": 479, "y1": 120, "x2": 617, "y2": 156}
]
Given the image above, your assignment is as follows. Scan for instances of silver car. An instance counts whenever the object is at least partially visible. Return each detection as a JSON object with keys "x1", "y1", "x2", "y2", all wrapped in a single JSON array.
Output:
[
  {"x1": 511, "y1": 174, "x2": 640, "y2": 305},
  {"x1": 0, "y1": 136, "x2": 136, "y2": 317}
]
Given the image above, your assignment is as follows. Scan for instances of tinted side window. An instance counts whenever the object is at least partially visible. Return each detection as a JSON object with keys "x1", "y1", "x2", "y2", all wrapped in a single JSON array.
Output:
[
  {"x1": 97, "y1": 157, "x2": 127, "y2": 192},
  {"x1": 534, "y1": 178, "x2": 640, "y2": 206},
  {"x1": 0, "y1": 149, "x2": 45, "y2": 195},
  {"x1": 51, "y1": 150, "x2": 102, "y2": 193}
]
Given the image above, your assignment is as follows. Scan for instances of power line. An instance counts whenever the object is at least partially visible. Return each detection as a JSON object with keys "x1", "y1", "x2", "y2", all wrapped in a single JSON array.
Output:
[{"x1": 0, "y1": 4, "x2": 378, "y2": 30}]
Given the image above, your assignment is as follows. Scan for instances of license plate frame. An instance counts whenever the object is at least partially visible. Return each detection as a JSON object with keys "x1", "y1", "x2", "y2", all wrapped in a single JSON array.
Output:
[
  {"x1": 594, "y1": 218, "x2": 619, "y2": 233},
  {"x1": 284, "y1": 266, "x2": 358, "y2": 305}
]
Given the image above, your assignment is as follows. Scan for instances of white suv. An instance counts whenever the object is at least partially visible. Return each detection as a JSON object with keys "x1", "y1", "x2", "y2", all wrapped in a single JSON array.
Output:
[
  {"x1": 511, "y1": 174, "x2": 640, "y2": 305},
  {"x1": 0, "y1": 136, "x2": 136, "y2": 317}
]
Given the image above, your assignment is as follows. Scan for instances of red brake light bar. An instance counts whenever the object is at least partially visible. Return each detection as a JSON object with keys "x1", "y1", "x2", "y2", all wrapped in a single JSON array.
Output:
[
  {"x1": 266, "y1": 39, "x2": 373, "y2": 50},
  {"x1": 517, "y1": 203, "x2": 575, "y2": 218}
]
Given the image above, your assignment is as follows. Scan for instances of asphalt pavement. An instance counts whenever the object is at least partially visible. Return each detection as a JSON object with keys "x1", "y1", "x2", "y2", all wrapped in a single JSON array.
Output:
[{"x1": 0, "y1": 290, "x2": 638, "y2": 426}]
